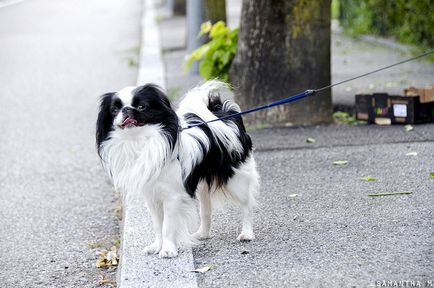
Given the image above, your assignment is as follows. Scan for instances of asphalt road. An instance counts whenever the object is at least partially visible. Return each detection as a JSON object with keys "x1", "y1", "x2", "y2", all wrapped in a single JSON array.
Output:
[
  {"x1": 194, "y1": 124, "x2": 434, "y2": 287},
  {"x1": 0, "y1": 0, "x2": 140, "y2": 287}
]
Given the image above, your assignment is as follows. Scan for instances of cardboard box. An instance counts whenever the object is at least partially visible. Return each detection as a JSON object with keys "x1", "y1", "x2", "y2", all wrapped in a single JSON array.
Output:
[
  {"x1": 355, "y1": 94, "x2": 374, "y2": 122},
  {"x1": 404, "y1": 85, "x2": 434, "y2": 103},
  {"x1": 355, "y1": 93, "x2": 434, "y2": 124}
]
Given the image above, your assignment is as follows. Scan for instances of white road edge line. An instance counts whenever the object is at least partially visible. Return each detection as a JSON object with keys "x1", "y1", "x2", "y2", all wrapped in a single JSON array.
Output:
[
  {"x1": 0, "y1": 0, "x2": 24, "y2": 9},
  {"x1": 117, "y1": 0, "x2": 198, "y2": 287}
]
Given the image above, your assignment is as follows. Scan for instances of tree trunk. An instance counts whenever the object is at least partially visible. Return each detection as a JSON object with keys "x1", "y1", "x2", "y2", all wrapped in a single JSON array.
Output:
[
  {"x1": 229, "y1": 0, "x2": 332, "y2": 127},
  {"x1": 203, "y1": 0, "x2": 226, "y2": 24}
]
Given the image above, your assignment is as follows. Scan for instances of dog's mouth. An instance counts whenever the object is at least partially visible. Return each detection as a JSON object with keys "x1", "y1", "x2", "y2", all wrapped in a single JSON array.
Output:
[{"x1": 119, "y1": 117, "x2": 145, "y2": 129}]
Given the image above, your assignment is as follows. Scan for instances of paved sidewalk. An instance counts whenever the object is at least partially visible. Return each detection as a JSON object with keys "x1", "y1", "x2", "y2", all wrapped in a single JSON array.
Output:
[{"x1": 195, "y1": 125, "x2": 434, "y2": 287}]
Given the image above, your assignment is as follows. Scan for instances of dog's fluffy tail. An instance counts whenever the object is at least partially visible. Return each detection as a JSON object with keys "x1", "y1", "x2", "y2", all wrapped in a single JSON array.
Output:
[
  {"x1": 177, "y1": 80, "x2": 245, "y2": 152},
  {"x1": 177, "y1": 80, "x2": 239, "y2": 116}
]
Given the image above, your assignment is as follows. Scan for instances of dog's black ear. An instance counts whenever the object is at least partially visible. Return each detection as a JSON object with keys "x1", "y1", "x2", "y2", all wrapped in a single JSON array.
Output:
[
  {"x1": 96, "y1": 92, "x2": 115, "y2": 155},
  {"x1": 135, "y1": 84, "x2": 172, "y2": 108}
]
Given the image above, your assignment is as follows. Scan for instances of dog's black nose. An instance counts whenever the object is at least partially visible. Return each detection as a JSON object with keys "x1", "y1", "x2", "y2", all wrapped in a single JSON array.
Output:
[{"x1": 122, "y1": 107, "x2": 134, "y2": 113}]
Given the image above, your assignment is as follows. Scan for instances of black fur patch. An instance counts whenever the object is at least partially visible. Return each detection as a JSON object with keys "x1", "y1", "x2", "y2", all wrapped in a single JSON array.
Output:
[
  {"x1": 96, "y1": 92, "x2": 117, "y2": 156},
  {"x1": 182, "y1": 96, "x2": 252, "y2": 197},
  {"x1": 131, "y1": 85, "x2": 179, "y2": 150}
]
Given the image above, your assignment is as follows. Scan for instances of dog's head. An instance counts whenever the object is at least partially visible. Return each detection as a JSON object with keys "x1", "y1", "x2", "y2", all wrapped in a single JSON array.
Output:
[{"x1": 96, "y1": 84, "x2": 178, "y2": 152}]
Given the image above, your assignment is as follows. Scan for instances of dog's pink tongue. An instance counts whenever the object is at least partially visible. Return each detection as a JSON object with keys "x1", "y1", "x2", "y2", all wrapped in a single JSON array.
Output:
[{"x1": 122, "y1": 117, "x2": 138, "y2": 126}]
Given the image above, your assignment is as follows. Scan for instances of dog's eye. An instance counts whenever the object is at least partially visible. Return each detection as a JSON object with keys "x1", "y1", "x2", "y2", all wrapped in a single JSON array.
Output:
[
  {"x1": 111, "y1": 107, "x2": 119, "y2": 115},
  {"x1": 137, "y1": 105, "x2": 147, "y2": 111}
]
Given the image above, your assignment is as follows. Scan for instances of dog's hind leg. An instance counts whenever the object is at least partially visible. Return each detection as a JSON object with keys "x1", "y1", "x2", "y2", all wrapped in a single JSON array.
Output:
[
  {"x1": 193, "y1": 182, "x2": 212, "y2": 240},
  {"x1": 225, "y1": 157, "x2": 259, "y2": 241}
]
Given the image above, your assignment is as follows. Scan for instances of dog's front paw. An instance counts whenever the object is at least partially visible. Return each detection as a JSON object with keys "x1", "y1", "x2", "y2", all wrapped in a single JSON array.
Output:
[
  {"x1": 192, "y1": 230, "x2": 211, "y2": 240},
  {"x1": 144, "y1": 242, "x2": 161, "y2": 255},
  {"x1": 237, "y1": 232, "x2": 254, "y2": 242},
  {"x1": 158, "y1": 247, "x2": 178, "y2": 258}
]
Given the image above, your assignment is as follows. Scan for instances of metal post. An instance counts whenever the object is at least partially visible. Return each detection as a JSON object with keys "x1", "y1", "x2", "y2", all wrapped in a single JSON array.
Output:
[
  {"x1": 187, "y1": 0, "x2": 204, "y2": 74},
  {"x1": 162, "y1": 0, "x2": 174, "y2": 17}
]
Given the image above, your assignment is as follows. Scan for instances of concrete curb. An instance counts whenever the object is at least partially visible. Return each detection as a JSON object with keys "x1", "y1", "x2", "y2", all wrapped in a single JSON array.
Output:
[{"x1": 117, "y1": 0, "x2": 198, "y2": 287}]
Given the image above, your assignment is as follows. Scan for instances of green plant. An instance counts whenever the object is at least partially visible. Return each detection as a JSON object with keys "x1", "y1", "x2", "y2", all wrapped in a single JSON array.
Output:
[
  {"x1": 332, "y1": 111, "x2": 360, "y2": 125},
  {"x1": 184, "y1": 21, "x2": 238, "y2": 81},
  {"x1": 338, "y1": 0, "x2": 434, "y2": 50},
  {"x1": 331, "y1": 0, "x2": 340, "y2": 19}
]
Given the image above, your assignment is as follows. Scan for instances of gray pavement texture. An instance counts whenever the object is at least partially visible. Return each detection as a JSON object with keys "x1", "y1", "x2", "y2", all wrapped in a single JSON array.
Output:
[
  {"x1": 0, "y1": 0, "x2": 140, "y2": 287},
  {"x1": 193, "y1": 126, "x2": 434, "y2": 288}
]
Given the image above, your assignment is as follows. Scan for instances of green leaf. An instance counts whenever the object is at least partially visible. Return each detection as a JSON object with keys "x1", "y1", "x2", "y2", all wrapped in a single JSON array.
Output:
[
  {"x1": 184, "y1": 45, "x2": 210, "y2": 73},
  {"x1": 219, "y1": 51, "x2": 231, "y2": 66},
  {"x1": 361, "y1": 176, "x2": 377, "y2": 181},
  {"x1": 198, "y1": 21, "x2": 212, "y2": 37},
  {"x1": 333, "y1": 160, "x2": 348, "y2": 165},
  {"x1": 228, "y1": 28, "x2": 239, "y2": 40},
  {"x1": 184, "y1": 21, "x2": 237, "y2": 80},
  {"x1": 199, "y1": 60, "x2": 214, "y2": 80},
  {"x1": 430, "y1": 172, "x2": 434, "y2": 179},
  {"x1": 209, "y1": 21, "x2": 229, "y2": 38},
  {"x1": 368, "y1": 192, "x2": 412, "y2": 197}
]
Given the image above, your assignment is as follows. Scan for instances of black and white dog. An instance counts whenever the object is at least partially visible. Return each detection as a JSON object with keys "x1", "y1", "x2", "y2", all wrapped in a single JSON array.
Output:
[{"x1": 96, "y1": 81, "x2": 259, "y2": 258}]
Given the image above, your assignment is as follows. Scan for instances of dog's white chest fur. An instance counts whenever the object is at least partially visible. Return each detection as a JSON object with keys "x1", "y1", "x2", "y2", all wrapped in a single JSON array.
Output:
[{"x1": 99, "y1": 124, "x2": 175, "y2": 194}]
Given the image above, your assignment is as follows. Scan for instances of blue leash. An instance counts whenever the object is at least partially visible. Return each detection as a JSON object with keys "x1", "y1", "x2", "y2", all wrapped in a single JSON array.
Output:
[
  {"x1": 185, "y1": 89, "x2": 316, "y2": 129},
  {"x1": 184, "y1": 49, "x2": 434, "y2": 130}
]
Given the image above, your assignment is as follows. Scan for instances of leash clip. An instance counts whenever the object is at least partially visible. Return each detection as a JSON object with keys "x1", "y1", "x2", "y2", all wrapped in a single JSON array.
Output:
[{"x1": 305, "y1": 89, "x2": 316, "y2": 95}]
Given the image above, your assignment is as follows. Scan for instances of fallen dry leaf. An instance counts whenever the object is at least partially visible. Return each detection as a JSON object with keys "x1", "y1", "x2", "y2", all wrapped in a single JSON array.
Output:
[
  {"x1": 306, "y1": 137, "x2": 316, "y2": 144},
  {"x1": 404, "y1": 124, "x2": 414, "y2": 132},
  {"x1": 333, "y1": 160, "x2": 348, "y2": 166},
  {"x1": 98, "y1": 274, "x2": 116, "y2": 287},
  {"x1": 96, "y1": 258, "x2": 107, "y2": 268},
  {"x1": 405, "y1": 151, "x2": 418, "y2": 156},
  {"x1": 96, "y1": 246, "x2": 119, "y2": 268},
  {"x1": 191, "y1": 264, "x2": 215, "y2": 273}
]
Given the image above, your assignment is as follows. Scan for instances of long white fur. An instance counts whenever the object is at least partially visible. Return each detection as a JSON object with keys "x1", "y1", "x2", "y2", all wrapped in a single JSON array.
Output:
[
  {"x1": 177, "y1": 80, "x2": 244, "y2": 179},
  {"x1": 100, "y1": 80, "x2": 259, "y2": 258}
]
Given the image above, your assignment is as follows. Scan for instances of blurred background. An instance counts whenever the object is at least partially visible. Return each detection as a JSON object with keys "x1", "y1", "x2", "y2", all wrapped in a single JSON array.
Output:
[{"x1": 160, "y1": 0, "x2": 433, "y2": 127}]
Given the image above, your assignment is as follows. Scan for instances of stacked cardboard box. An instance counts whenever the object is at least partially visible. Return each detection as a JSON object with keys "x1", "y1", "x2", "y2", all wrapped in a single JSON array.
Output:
[
  {"x1": 355, "y1": 85, "x2": 434, "y2": 125},
  {"x1": 404, "y1": 85, "x2": 434, "y2": 103}
]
